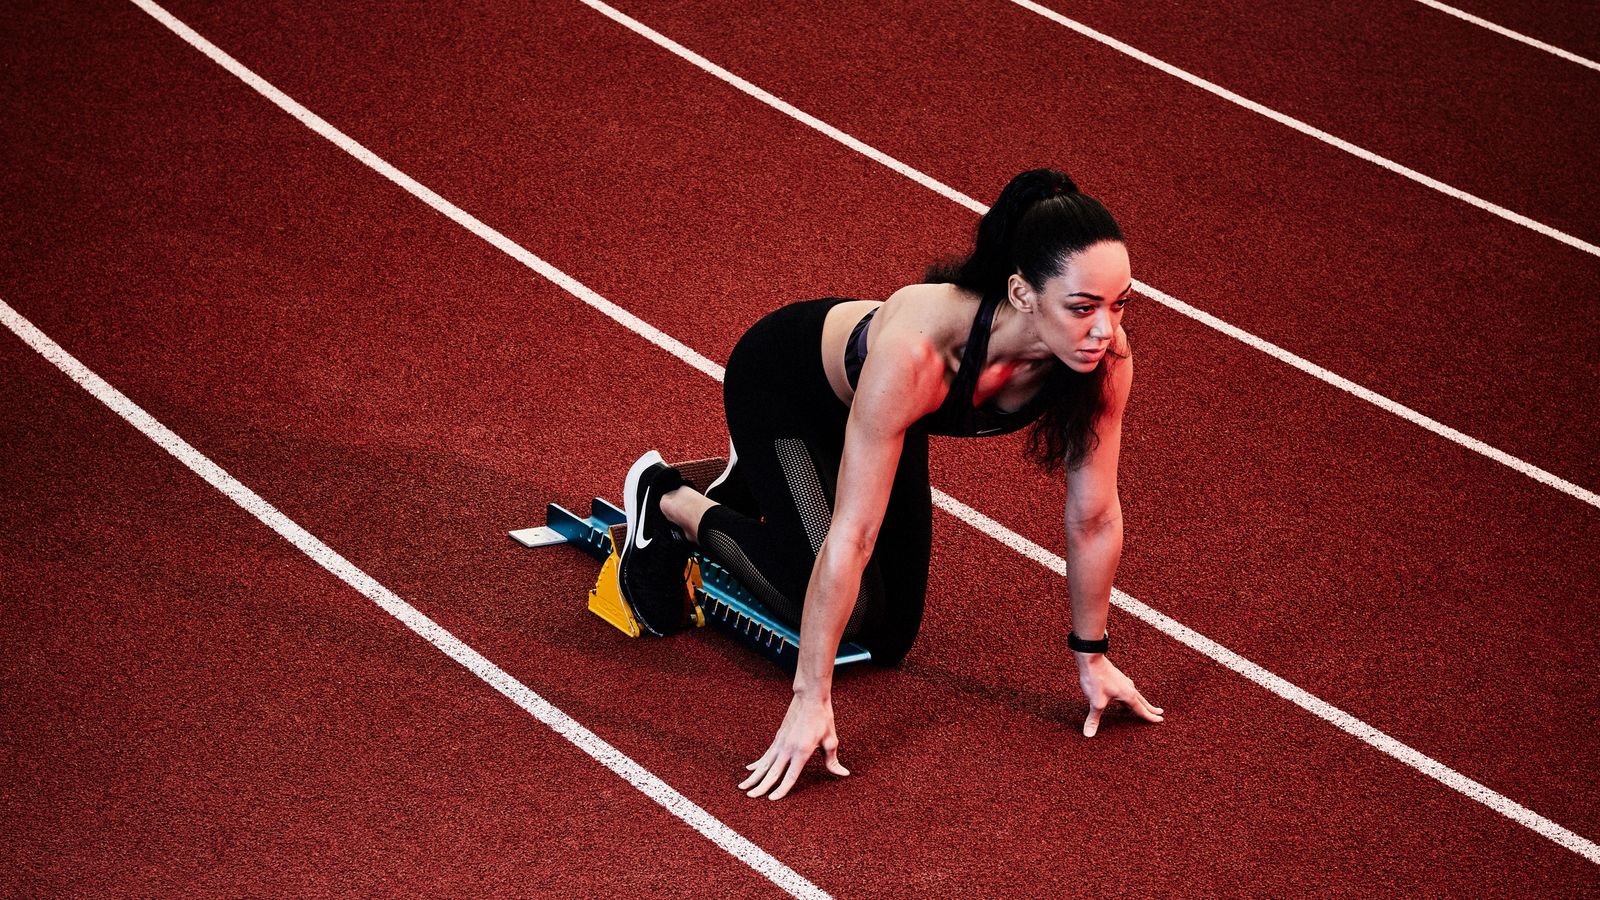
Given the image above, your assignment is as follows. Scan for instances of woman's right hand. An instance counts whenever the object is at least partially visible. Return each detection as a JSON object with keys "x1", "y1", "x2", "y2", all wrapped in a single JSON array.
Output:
[
  {"x1": 1075, "y1": 652, "x2": 1163, "y2": 737},
  {"x1": 740, "y1": 691, "x2": 850, "y2": 800}
]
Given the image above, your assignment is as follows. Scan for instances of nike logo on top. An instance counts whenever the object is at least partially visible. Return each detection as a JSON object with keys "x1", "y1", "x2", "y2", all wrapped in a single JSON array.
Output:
[{"x1": 634, "y1": 487, "x2": 654, "y2": 549}]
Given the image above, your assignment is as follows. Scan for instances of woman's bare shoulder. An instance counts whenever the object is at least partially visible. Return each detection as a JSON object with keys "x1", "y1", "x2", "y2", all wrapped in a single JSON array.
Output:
[
  {"x1": 844, "y1": 284, "x2": 968, "y2": 419},
  {"x1": 883, "y1": 281, "x2": 967, "y2": 307},
  {"x1": 879, "y1": 282, "x2": 971, "y2": 340}
]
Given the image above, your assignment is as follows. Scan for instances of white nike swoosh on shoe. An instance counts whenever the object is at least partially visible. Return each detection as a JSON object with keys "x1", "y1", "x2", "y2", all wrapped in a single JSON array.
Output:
[{"x1": 634, "y1": 486, "x2": 653, "y2": 549}]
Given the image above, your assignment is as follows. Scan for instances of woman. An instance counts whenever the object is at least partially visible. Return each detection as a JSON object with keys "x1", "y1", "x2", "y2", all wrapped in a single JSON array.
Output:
[{"x1": 617, "y1": 168, "x2": 1163, "y2": 801}]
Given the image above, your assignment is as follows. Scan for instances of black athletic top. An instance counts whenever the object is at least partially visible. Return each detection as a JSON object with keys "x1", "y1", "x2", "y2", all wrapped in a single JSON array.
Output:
[{"x1": 843, "y1": 295, "x2": 1055, "y2": 438}]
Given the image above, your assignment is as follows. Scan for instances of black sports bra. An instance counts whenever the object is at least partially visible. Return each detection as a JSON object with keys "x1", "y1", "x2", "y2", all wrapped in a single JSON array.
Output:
[{"x1": 843, "y1": 295, "x2": 1054, "y2": 438}]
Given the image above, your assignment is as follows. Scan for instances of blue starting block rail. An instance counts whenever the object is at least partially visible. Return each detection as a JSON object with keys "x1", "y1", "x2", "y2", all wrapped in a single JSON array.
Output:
[
  {"x1": 511, "y1": 498, "x2": 872, "y2": 671},
  {"x1": 691, "y1": 555, "x2": 873, "y2": 672},
  {"x1": 513, "y1": 498, "x2": 626, "y2": 561}
]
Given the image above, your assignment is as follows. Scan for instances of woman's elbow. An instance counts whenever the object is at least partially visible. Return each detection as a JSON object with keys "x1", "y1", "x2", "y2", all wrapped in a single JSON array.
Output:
[
  {"x1": 1066, "y1": 506, "x2": 1123, "y2": 538},
  {"x1": 820, "y1": 529, "x2": 877, "y2": 568}
]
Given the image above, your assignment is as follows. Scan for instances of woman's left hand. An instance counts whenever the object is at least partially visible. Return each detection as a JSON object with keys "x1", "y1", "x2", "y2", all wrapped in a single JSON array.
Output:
[{"x1": 1075, "y1": 653, "x2": 1164, "y2": 737}]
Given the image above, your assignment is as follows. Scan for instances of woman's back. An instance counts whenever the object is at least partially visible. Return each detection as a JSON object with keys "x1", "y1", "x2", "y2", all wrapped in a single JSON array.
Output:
[{"x1": 820, "y1": 283, "x2": 1057, "y2": 424}]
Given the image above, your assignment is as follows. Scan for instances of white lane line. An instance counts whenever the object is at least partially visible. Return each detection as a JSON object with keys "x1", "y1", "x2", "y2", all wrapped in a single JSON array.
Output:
[
  {"x1": 119, "y1": 4, "x2": 826, "y2": 897},
  {"x1": 1136, "y1": 282, "x2": 1600, "y2": 508},
  {"x1": 932, "y1": 493, "x2": 1600, "y2": 864},
  {"x1": 1413, "y1": 0, "x2": 1600, "y2": 72},
  {"x1": 572, "y1": 0, "x2": 1599, "y2": 512},
  {"x1": 121, "y1": 0, "x2": 1598, "y2": 865},
  {"x1": 1001, "y1": 0, "x2": 1599, "y2": 258},
  {"x1": 142, "y1": 1, "x2": 722, "y2": 386},
  {"x1": 0, "y1": 298, "x2": 826, "y2": 900}
]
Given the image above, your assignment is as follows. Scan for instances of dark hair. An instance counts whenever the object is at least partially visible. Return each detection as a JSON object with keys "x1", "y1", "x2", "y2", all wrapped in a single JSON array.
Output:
[{"x1": 925, "y1": 168, "x2": 1127, "y2": 472}]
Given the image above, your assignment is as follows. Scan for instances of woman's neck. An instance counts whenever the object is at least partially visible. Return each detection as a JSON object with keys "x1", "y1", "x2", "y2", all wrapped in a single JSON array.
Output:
[{"x1": 984, "y1": 299, "x2": 1052, "y2": 366}]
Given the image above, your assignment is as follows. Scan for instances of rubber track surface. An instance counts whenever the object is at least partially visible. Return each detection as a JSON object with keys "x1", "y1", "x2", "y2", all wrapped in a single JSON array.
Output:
[{"x1": 3, "y1": 0, "x2": 1597, "y2": 895}]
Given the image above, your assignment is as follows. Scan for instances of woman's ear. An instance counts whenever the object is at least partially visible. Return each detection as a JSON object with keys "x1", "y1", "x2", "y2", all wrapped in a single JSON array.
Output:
[{"x1": 1007, "y1": 274, "x2": 1034, "y2": 314}]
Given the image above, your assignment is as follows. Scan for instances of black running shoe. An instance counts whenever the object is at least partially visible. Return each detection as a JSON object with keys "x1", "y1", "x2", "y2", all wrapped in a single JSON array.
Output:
[{"x1": 618, "y1": 450, "x2": 693, "y2": 636}]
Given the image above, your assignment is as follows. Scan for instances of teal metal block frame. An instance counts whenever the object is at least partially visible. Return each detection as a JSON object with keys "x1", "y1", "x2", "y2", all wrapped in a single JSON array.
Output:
[{"x1": 511, "y1": 498, "x2": 872, "y2": 671}]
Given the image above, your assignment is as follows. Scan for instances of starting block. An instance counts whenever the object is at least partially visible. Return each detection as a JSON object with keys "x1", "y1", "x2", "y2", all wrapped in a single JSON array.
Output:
[{"x1": 510, "y1": 494, "x2": 872, "y2": 672}]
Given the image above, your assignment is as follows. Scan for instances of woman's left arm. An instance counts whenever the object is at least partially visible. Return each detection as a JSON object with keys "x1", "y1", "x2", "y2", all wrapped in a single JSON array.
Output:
[{"x1": 1064, "y1": 345, "x2": 1164, "y2": 737}]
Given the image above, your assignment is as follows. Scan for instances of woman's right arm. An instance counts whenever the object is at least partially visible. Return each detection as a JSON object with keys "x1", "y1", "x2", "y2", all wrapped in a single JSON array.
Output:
[{"x1": 739, "y1": 324, "x2": 947, "y2": 801}]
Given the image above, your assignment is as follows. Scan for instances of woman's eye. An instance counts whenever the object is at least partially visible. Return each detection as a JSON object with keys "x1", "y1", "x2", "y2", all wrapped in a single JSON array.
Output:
[
  {"x1": 1115, "y1": 299, "x2": 1131, "y2": 310},
  {"x1": 1070, "y1": 305, "x2": 1094, "y2": 315}
]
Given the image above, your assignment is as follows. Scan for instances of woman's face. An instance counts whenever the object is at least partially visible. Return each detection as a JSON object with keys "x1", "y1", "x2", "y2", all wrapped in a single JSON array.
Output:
[{"x1": 1009, "y1": 241, "x2": 1132, "y2": 373}]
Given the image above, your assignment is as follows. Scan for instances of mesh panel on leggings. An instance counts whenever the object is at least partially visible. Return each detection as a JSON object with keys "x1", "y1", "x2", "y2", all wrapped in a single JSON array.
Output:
[
  {"x1": 699, "y1": 527, "x2": 807, "y2": 629},
  {"x1": 774, "y1": 439, "x2": 831, "y2": 554},
  {"x1": 773, "y1": 438, "x2": 873, "y2": 636}
]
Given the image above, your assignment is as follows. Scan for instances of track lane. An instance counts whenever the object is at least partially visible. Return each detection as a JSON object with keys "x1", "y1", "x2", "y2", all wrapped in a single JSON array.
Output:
[
  {"x1": 573, "y1": 0, "x2": 1600, "y2": 490},
  {"x1": 1002, "y1": 0, "x2": 1600, "y2": 240},
  {"x1": 0, "y1": 339, "x2": 785, "y2": 898},
  {"x1": 113, "y1": 0, "x2": 1600, "y2": 838},
  {"x1": 1425, "y1": 0, "x2": 1600, "y2": 61},
  {"x1": 4, "y1": 0, "x2": 1598, "y2": 891}
]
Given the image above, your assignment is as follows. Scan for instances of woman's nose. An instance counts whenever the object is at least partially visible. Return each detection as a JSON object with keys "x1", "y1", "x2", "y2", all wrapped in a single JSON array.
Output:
[{"x1": 1089, "y1": 309, "x2": 1113, "y2": 340}]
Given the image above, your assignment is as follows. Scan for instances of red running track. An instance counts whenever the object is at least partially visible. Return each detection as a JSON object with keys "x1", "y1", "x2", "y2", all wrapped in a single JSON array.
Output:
[
  {"x1": 0, "y1": 342, "x2": 779, "y2": 897},
  {"x1": 1004, "y1": 0, "x2": 1600, "y2": 239},
  {"x1": 601, "y1": 0, "x2": 1600, "y2": 488},
  {"x1": 2, "y1": 0, "x2": 1597, "y2": 895},
  {"x1": 129, "y1": 0, "x2": 1600, "y2": 829},
  {"x1": 1427, "y1": 0, "x2": 1600, "y2": 61}
]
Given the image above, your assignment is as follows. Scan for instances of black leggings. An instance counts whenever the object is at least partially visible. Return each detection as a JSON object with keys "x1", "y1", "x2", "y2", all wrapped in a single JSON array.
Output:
[{"x1": 697, "y1": 298, "x2": 931, "y2": 666}]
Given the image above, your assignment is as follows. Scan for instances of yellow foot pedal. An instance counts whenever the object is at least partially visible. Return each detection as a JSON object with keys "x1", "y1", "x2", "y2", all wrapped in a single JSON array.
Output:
[
  {"x1": 584, "y1": 522, "x2": 704, "y2": 637},
  {"x1": 587, "y1": 523, "x2": 643, "y2": 638}
]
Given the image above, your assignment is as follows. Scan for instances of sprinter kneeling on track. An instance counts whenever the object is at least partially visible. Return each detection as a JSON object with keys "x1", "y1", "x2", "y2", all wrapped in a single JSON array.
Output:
[{"x1": 617, "y1": 168, "x2": 1163, "y2": 800}]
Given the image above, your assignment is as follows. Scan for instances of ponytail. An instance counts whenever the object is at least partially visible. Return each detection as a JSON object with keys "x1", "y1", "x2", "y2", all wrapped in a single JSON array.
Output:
[{"x1": 925, "y1": 168, "x2": 1128, "y2": 473}]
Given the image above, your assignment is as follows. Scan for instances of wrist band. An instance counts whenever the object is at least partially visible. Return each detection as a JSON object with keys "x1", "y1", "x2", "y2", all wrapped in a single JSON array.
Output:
[{"x1": 1068, "y1": 629, "x2": 1109, "y2": 654}]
